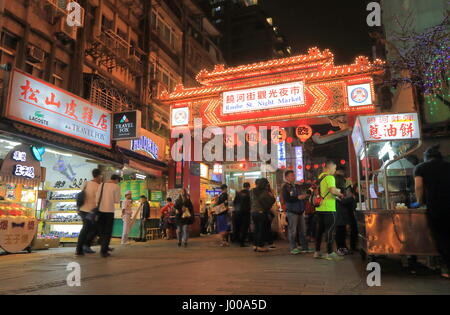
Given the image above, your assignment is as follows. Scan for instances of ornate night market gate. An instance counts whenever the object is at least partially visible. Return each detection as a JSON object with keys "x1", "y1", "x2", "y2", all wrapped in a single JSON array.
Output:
[{"x1": 160, "y1": 47, "x2": 384, "y2": 234}]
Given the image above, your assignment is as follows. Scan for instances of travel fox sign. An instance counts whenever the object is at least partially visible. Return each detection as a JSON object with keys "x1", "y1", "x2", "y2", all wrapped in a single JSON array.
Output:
[
  {"x1": 112, "y1": 110, "x2": 141, "y2": 140},
  {"x1": 5, "y1": 69, "x2": 112, "y2": 148},
  {"x1": 222, "y1": 81, "x2": 305, "y2": 114}
]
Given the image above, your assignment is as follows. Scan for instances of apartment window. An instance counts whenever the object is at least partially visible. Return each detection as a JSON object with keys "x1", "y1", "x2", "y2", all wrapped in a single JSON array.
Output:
[
  {"x1": 117, "y1": 28, "x2": 127, "y2": 41},
  {"x1": 101, "y1": 15, "x2": 113, "y2": 32},
  {"x1": 1, "y1": 31, "x2": 19, "y2": 51},
  {"x1": 151, "y1": 11, "x2": 178, "y2": 51},
  {"x1": 25, "y1": 62, "x2": 43, "y2": 79},
  {"x1": 52, "y1": 60, "x2": 67, "y2": 87}
]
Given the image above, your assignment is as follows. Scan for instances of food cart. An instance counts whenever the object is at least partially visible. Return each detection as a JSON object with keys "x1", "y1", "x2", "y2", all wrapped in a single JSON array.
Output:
[{"x1": 351, "y1": 113, "x2": 438, "y2": 260}]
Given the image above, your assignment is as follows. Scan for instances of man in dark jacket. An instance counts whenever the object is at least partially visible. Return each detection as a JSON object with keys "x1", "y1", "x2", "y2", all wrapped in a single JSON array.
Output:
[
  {"x1": 414, "y1": 145, "x2": 450, "y2": 279},
  {"x1": 233, "y1": 182, "x2": 251, "y2": 247},
  {"x1": 281, "y1": 170, "x2": 313, "y2": 255},
  {"x1": 138, "y1": 195, "x2": 151, "y2": 242}
]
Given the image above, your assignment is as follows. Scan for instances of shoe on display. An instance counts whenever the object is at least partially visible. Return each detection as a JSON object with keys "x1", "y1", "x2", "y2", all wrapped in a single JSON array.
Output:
[{"x1": 290, "y1": 248, "x2": 301, "y2": 255}]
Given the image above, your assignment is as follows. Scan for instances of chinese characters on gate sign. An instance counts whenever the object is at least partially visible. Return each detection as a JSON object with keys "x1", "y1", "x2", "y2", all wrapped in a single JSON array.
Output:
[
  {"x1": 12, "y1": 151, "x2": 27, "y2": 162},
  {"x1": 7, "y1": 70, "x2": 112, "y2": 148},
  {"x1": 360, "y1": 113, "x2": 420, "y2": 141},
  {"x1": 223, "y1": 81, "x2": 305, "y2": 114},
  {"x1": 14, "y1": 165, "x2": 35, "y2": 179}
]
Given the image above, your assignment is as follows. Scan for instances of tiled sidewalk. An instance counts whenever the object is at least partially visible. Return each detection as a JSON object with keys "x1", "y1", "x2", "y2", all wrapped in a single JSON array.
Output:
[{"x1": 0, "y1": 236, "x2": 449, "y2": 295}]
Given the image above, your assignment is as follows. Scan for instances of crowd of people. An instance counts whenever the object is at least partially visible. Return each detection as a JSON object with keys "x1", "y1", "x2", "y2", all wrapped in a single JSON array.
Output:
[{"x1": 73, "y1": 146, "x2": 450, "y2": 279}]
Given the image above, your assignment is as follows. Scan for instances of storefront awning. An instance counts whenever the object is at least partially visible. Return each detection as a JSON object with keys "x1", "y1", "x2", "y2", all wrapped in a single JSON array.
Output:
[
  {"x1": 7, "y1": 123, "x2": 122, "y2": 165},
  {"x1": 118, "y1": 147, "x2": 168, "y2": 177}
]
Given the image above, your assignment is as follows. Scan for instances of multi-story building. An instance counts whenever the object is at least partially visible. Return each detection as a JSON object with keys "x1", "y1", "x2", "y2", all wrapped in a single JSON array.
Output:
[
  {"x1": 196, "y1": 0, "x2": 291, "y2": 66},
  {"x1": 0, "y1": 0, "x2": 223, "y2": 138}
]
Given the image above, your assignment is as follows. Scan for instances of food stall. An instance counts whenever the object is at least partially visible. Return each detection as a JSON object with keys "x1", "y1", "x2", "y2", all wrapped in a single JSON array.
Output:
[{"x1": 352, "y1": 113, "x2": 438, "y2": 259}]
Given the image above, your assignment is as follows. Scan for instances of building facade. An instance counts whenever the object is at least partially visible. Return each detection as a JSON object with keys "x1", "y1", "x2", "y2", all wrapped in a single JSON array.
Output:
[
  {"x1": 195, "y1": 0, "x2": 291, "y2": 66},
  {"x1": 0, "y1": 0, "x2": 223, "y2": 138}
]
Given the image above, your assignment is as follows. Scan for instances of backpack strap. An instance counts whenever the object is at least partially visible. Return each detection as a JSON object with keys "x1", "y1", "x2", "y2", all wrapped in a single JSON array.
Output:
[{"x1": 318, "y1": 175, "x2": 331, "y2": 199}]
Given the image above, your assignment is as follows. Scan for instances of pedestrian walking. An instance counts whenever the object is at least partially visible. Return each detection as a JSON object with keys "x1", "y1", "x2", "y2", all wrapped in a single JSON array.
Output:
[
  {"x1": 160, "y1": 198, "x2": 175, "y2": 239},
  {"x1": 250, "y1": 178, "x2": 276, "y2": 253},
  {"x1": 200, "y1": 200, "x2": 209, "y2": 235},
  {"x1": 313, "y1": 160, "x2": 343, "y2": 261},
  {"x1": 281, "y1": 170, "x2": 313, "y2": 255},
  {"x1": 335, "y1": 168, "x2": 351, "y2": 256},
  {"x1": 414, "y1": 145, "x2": 450, "y2": 279},
  {"x1": 233, "y1": 182, "x2": 251, "y2": 247},
  {"x1": 138, "y1": 195, "x2": 151, "y2": 242},
  {"x1": 96, "y1": 174, "x2": 121, "y2": 258},
  {"x1": 121, "y1": 190, "x2": 133, "y2": 245},
  {"x1": 75, "y1": 168, "x2": 102, "y2": 256},
  {"x1": 214, "y1": 184, "x2": 231, "y2": 247},
  {"x1": 174, "y1": 189, "x2": 195, "y2": 247}
]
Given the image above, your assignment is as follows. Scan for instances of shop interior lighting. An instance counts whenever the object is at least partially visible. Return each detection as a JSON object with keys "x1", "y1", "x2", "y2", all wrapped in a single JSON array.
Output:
[
  {"x1": 244, "y1": 171, "x2": 261, "y2": 176},
  {"x1": 135, "y1": 174, "x2": 146, "y2": 179},
  {"x1": 233, "y1": 173, "x2": 243, "y2": 176},
  {"x1": 0, "y1": 139, "x2": 21, "y2": 146},
  {"x1": 46, "y1": 149, "x2": 73, "y2": 157}
]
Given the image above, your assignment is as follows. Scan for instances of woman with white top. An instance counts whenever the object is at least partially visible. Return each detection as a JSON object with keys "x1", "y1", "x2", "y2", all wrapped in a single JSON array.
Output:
[{"x1": 121, "y1": 190, "x2": 133, "y2": 245}]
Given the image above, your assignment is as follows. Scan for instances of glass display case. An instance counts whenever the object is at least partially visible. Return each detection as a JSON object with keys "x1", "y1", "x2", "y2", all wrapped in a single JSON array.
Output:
[{"x1": 352, "y1": 113, "x2": 438, "y2": 257}]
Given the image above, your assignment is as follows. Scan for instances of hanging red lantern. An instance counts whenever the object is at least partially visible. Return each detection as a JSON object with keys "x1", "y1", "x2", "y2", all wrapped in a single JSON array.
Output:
[
  {"x1": 296, "y1": 125, "x2": 313, "y2": 142},
  {"x1": 297, "y1": 165, "x2": 303, "y2": 170},
  {"x1": 322, "y1": 163, "x2": 326, "y2": 168},
  {"x1": 314, "y1": 164, "x2": 319, "y2": 169},
  {"x1": 340, "y1": 159, "x2": 346, "y2": 165},
  {"x1": 271, "y1": 128, "x2": 287, "y2": 144},
  {"x1": 286, "y1": 137, "x2": 293, "y2": 144},
  {"x1": 306, "y1": 165, "x2": 311, "y2": 170}
]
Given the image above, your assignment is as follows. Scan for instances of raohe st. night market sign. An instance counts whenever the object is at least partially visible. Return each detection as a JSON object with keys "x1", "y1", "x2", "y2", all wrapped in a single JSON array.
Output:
[
  {"x1": 222, "y1": 81, "x2": 305, "y2": 114},
  {"x1": 6, "y1": 69, "x2": 112, "y2": 148}
]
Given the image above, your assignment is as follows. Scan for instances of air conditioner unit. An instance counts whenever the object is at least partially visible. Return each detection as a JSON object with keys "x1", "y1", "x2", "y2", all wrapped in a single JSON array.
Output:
[
  {"x1": 45, "y1": 0, "x2": 68, "y2": 16},
  {"x1": 57, "y1": 17, "x2": 78, "y2": 41},
  {"x1": 27, "y1": 46, "x2": 45, "y2": 63}
]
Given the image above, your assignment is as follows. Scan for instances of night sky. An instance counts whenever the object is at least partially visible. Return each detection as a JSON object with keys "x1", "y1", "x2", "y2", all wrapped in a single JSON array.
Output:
[{"x1": 260, "y1": 0, "x2": 376, "y2": 65}]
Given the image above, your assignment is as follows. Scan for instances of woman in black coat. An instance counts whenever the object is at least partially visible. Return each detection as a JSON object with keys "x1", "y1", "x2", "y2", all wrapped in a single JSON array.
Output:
[{"x1": 174, "y1": 189, "x2": 195, "y2": 248}]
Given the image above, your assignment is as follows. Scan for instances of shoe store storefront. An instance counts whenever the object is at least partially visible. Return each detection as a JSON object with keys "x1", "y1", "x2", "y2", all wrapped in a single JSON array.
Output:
[
  {"x1": 114, "y1": 128, "x2": 168, "y2": 240},
  {"x1": 0, "y1": 69, "x2": 118, "y2": 252}
]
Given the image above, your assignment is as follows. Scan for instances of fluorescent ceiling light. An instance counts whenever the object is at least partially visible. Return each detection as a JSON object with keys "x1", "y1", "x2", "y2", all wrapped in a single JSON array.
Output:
[{"x1": 46, "y1": 149, "x2": 72, "y2": 157}]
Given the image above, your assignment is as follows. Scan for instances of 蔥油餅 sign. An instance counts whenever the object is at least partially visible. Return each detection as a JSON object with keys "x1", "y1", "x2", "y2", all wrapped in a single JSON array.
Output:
[
  {"x1": 357, "y1": 113, "x2": 420, "y2": 142},
  {"x1": 5, "y1": 69, "x2": 112, "y2": 148},
  {"x1": 222, "y1": 81, "x2": 305, "y2": 114},
  {"x1": 112, "y1": 110, "x2": 141, "y2": 140}
]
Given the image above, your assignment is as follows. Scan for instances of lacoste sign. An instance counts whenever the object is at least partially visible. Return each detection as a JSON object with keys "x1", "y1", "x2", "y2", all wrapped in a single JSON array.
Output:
[{"x1": 112, "y1": 110, "x2": 141, "y2": 140}]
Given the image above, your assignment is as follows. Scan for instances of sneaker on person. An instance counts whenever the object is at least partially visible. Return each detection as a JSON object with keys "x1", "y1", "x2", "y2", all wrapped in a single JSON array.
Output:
[
  {"x1": 268, "y1": 244, "x2": 276, "y2": 249},
  {"x1": 337, "y1": 248, "x2": 347, "y2": 256},
  {"x1": 324, "y1": 252, "x2": 344, "y2": 261},
  {"x1": 313, "y1": 251, "x2": 323, "y2": 259},
  {"x1": 83, "y1": 245, "x2": 96, "y2": 254},
  {"x1": 300, "y1": 248, "x2": 315, "y2": 254},
  {"x1": 290, "y1": 248, "x2": 301, "y2": 255}
]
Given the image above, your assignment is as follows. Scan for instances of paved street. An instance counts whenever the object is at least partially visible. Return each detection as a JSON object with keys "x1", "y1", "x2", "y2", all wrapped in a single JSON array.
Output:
[{"x1": 0, "y1": 236, "x2": 449, "y2": 295}]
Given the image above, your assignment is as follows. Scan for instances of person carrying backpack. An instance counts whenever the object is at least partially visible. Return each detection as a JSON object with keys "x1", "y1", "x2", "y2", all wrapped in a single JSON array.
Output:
[{"x1": 313, "y1": 160, "x2": 344, "y2": 261}]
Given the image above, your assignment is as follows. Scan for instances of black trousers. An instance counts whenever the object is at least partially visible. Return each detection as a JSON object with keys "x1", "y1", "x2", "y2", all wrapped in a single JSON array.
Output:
[
  {"x1": 306, "y1": 213, "x2": 316, "y2": 238},
  {"x1": 234, "y1": 212, "x2": 250, "y2": 245},
  {"x1": 315, "y1": 211, "x2": 336, "y2": 254},
  {"x1": 335, "y1": 225, "x2": 347, "y2": 249},
  {"x1": 427, "y1": 210, "x2": 450, "y2": 270},
  {"x1": 76, "y1": 211, "x2": 97, "y2": 253},
  {"x1": 348, "y1": 209, "x2": 358, "y2": 251},
  {"x1": 200, "y1": 215, "x2": 208, "y2": 234},
  {"x1": 97, "y1": 212, "x2": 114, "y2": 255},
  {"x1": 265, "y1": 214, "x2": 274, "y2": 245},
  {"x1": 252, "y1": 212, "x2": 267, "y2": 247}
]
